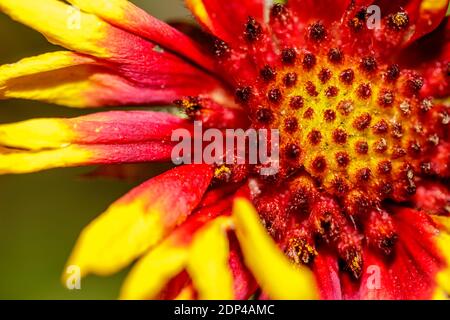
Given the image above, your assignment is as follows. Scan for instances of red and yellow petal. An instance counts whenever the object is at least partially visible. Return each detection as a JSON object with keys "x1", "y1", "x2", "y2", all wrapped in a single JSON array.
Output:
[
  {"x1": 186, "y1": 0, "x2": 265, "y2": 43},
  {"x1": 432, "y1": 215, "x2": 450, "y2": 297},
  {"x1": 312, "y1": 251, "x2": 343, "y2": 300},
  {"x1": 409, "y1": 0, "x2": 450, "y2": 43},
  {"x1": 0, "y1": 110, "x2": 192, "y2": 174},
  {"x1": 0, "y1": 111, "x2": 191, "y2": 150},
  {"x1": 65, "y1": 164, "x2": 213, "y2": 280},
  {"x1": 120, "y1": 199, "x2": 231, "y2": 299},
  {"x1": 120, "y1": 239, "x2": 190, "y2": 300},
  {"x1": 0, "y1": 1, "x2": 223, "y2": 97},
  {"x1": 0, "y1": 51, "x2": 221, "y2": 108},
  {"x1": 187, "y1": 217, "x2": 235, "y2": 300},
  {"x1": 350, "y1": 208, "x2": 448, "y2": 300},
  {"x1": 232, "y1": 198, "x2": 319, "y2": 300},
  {"x1": 65, "y1": 0, "x2": 215, "y2": 71},
  {"x1": 0, "y1": 142, "x2": 176, "y2": 175},
  {"x1": 0, "y1": 0, "x2": 113, "y2": 58}
]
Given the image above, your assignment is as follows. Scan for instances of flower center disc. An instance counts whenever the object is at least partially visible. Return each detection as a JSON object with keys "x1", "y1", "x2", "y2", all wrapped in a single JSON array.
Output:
[{"x1": 247, "y1": 46, "x2": 439, "y2": 211}]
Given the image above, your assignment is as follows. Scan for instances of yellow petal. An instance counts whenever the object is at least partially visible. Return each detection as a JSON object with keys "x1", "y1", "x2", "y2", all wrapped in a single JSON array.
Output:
[
  {"x1": 421, "y1": 0, "x2": 448, "y2": 11},
  {"x1": 185, "y1": 0, "x2": 214, "y2": 32},
  {"x1": 435, "y1": 232, "x2": 450, "y2": 295},
  {"x1": 65, "y1": 165, "x2": 212, "y2": 279},
  {"x1": 433, "y1": 215, "x2": 450, "y2": 233},
  {"x1": 0, "y1": 118, "x2": 73, "y2": 150},
  {"x1": 187, "y1": 217, "x2": 234, "y2": 300},
  {"x1": 66, "y1": 0, "x2": 214, "y2": 71},
  {"x1": 66, "y1": 199, "x2": 165, "y2": 279},
  {"x1": 0, "y1": 0, "x2": 110, "y2": 58},
  {"x1": 174, "y1": 285, "x2": 195, "y2": 300},
  {"x1": 67, "y1": 0, "x2": 127, "y2": 19},
  {"x1": 232, "y1": 198, "x2": 319, "y2": 300},
  {"x1": 432, "y1": 288, "x2": 449, "y2": 300},
  {"x1": 120, "y1": 239, "x2": 189, "y2": 300},
  {"x1": 0, "y1": 51, "x2": 94, "y2": 86},
  {"x1": 0, "y1": 50, "x2": 216, "y2": 108},
  {"x1": 0, "y1": 51, "x2": 107, "y2": 107},
  {"x1": 0, "y1": 146, "x2": 92, "y2": 174}
]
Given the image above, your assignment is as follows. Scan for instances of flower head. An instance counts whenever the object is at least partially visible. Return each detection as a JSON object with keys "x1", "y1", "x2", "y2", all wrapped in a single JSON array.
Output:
[{"x1": 0, "y1": 0, "x2": 449, "y2": 299}]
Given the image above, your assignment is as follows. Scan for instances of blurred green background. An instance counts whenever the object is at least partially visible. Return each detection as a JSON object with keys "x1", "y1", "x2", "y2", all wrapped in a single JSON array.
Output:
[{"x1": 0, "y1": 0, "x2": 189, "y2": 299}]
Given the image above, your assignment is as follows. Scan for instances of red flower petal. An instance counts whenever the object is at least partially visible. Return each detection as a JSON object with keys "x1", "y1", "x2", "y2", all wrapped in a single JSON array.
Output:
[
  {"x1": 312, "y1": 250, "x2": 343, "y2": 300},
  {"x1": 353, "y1": 208, "x2": 444, "y2": 299},
  {"x1": 228, "y1": 237, "x2": 258, "y2": 299},
  {"x1": 411, "y1": 181, "x2": 450, "y2": 215},
  {"x1": 339, "y1": 0, "x2": 449, "y2": 58},
  {"x1": 186, "y1": 0, "x2": 265, "y2": 43},
  {"x1": 407, "y1": 0, "x2": 450, "y2": 44},
  {"x1": 0, "y1": 52, "x2": 221, "y2": 108},
  {"x1": 0, "y1": 111, "x2": 193, "y2": 174},
  {"x1": 399, "y1": 18, "x2": 449, "y2": 98},
  {"x1": 66, "y1": 0, "x2": 215, "y2": 72},
  {"x1": 289, "y1": 0, "x2": 351, "y2": 24}
]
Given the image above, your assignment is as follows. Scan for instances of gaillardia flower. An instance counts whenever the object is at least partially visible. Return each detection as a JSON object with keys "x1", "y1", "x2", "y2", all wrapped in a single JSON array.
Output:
[{"x1": 0, "y1": 0, "x2": 449, "y2": 300}]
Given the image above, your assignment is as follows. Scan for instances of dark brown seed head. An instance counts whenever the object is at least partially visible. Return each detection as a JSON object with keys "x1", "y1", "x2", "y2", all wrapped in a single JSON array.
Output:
[
  {"x1": 270, "y1": 3, "x2": 288, "y2": 20},
  {"x1": 244, "y1": 17, "x2": 262, "y2": 42},
  {"x1": 356, "y1": 141, "x2": 369, "y2": 154},
  {"x1": 308, "y1": 130, "x2": 322, "y2": 145},
  {"x1": 406, "y1": 76, "x2": 424, "y2": 94},
  {"x1": 304, "y1": 108, "x2": 315, "y2": 119},
  {"x1": 324, "y1": 109, "x2": 337, "y2": 122},
  {"x1": 328, "y1": 48, "x2": 343, "y2": 63},
  {"x1": 318, "y1": 68, "x2": 332, "y2": 83},
  {"x1": 357, "y1": 84, "x2": 372, "y2": 99},
  {"x1": 284, "y1": 117, "x2": 299, "y2": 133},
  {"x1": 353, "y1": 113, "x2": 372, "y2": 130},
  {"x1": 214, "y1": 39, "x2": 230, "y2": 57},
  {"x1": 306, "y1": 81, "x2": 318, "y2": 96},
  {"x1": 284, "y1": 72, "x2": 298, "y2": 87},
  {"x1": 361, "y1": 56, "x2": 377, "y2": 73},
  {"x1": 333, "y1": 129, "x2": 348, "y2": 144},
  {"x1": 340, "y1": 69, "x2": 355, "y2": 84},
  {"x1": 386, "y1": 64, "x2": 400, "y2": 81},
  {"x1": 378, "y1": 160, "x2": 392, "y2": 174},
  {"x1": 336, "y1": 152, "x2": 350, "y2": 167},
  {"x1": 268, "y1": 88, "x2": 282, "y2": 103},
  {"x1": 302, "y1": 53, "x2": 317, "y2": 70},
  {"x1": 373, "y1": 119, "x2": 389, "y2": 134},
  {"x1": 312, "y1": 156, "x2": 327, "y2": 172},
  {"x1": 290, "y1": 96, "x2": 304, "y2": 109},
  {"x1": 325, "y1": 86, "x2": 339, "y2": 98},
  {"x1": 282, "y1": 48, "x2": 297, "y2": 64},
  {"x1": 236, "y1": 86, "x2": 252, "y2": 103},
  {"x1": 357, "y1": 168, "x2": 371, "y2": 181},
  {"x1": 260, "y1": 65, "x2": 276, "y2": 81},
  {"x1": 375, "y1": 138, "x2": 388, "y2": 153},
  {"x1": 309, "y1": 22, "x2": 326, "y2": 41},
  {"x1": 285, "y1": 143, "x2": 302, "y2": 159},
  {"x1": 379, "y1": 90, "x2": 395, "y2": 106},
  {"x1": 255, "y1": 107, "x2": 273, "y2": 123}
]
